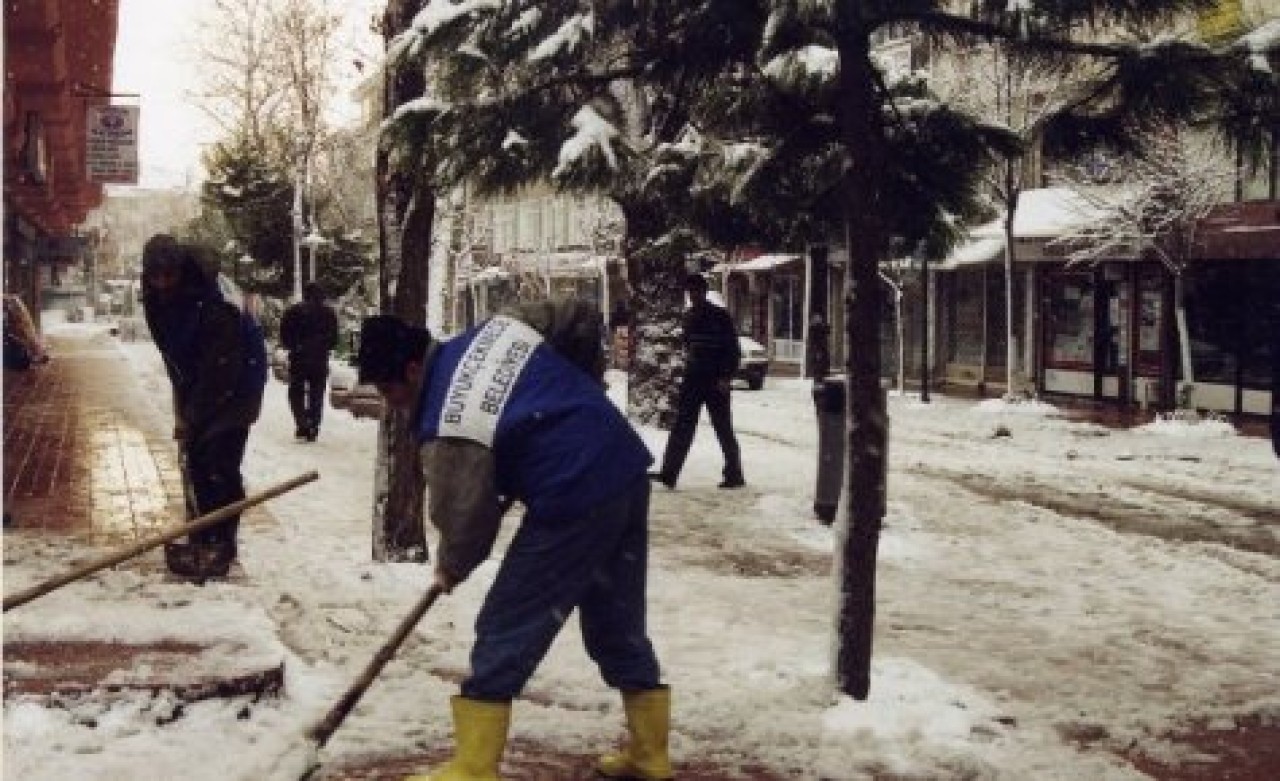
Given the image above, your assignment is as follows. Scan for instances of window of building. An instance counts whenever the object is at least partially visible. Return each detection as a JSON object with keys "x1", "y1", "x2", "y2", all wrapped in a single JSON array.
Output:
[
  {"x1": 771, "y1": 272, "x2": 804, "y2": 341},
  {"x1": 1044, "y1": 272, "x2": 1095, "y2": 369},
  {"x1": 1183, "y1": 262, "x2": 1276, "y2": 389},
  {"x1": 518, "y1": 202, "x2": 541, "y2": 250},
  {"x1": 492, "y1": 205, "x2": 514, "y2": 253}
]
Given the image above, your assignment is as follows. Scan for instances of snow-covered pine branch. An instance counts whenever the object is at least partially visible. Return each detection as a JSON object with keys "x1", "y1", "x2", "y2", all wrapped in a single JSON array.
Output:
[{"x1": 551, "y1": 104, "x2": 623, "y2": 184}]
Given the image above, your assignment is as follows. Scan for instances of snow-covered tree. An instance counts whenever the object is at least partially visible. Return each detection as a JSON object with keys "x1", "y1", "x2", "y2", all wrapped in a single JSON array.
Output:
[
  {"x1": 378, "y1": 0, "x2": 1279, "y2": 701},
  {"x1": 379, "y1": 0, "x2": 775, "y2": 427},
  {"x1": 368, "y1": 0, "x2": 434, "y2": 562},
  {"x1": 192, "y1": 0, "x2": 376, "y2": 299},
  {"x1": 725, "y1": 0, "x2": 1278, "y2": 701}
]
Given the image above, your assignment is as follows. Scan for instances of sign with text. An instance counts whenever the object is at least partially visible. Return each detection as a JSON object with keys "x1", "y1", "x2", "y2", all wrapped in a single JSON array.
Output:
[{"x1": 86, "y1": 105, "x2": 139, "y2": 184}]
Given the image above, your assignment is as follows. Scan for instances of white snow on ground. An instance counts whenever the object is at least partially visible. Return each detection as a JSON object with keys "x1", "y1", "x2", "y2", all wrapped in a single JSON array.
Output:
[{"x1": 4, "y1": 320, "x2": 1279, "y2": 780}]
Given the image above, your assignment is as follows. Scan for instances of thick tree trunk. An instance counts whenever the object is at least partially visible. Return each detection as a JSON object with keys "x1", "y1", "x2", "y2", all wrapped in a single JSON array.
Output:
[
  {"x1": 621, "y1": 204, "x2": 692, "y2": 429},
  {"x1": 834, "y1": 29, "x2": 890, "y2": 701},
  {"x1": 371, "y1": 0, "x2": 431, "y2": 563}
]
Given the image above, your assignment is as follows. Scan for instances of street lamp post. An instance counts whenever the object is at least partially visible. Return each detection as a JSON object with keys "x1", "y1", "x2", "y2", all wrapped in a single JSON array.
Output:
[
  {"x1": 291, "y1": 155, "x2": 305, "y2": 303},
  {"x1": 300, "y1": 227, "x2": 329, "y2": 288}
]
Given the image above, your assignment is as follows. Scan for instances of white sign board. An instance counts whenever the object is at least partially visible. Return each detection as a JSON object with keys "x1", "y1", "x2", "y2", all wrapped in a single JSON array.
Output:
[{"x1": 86, "y1": 105, "x2": 139, "y2": 184}]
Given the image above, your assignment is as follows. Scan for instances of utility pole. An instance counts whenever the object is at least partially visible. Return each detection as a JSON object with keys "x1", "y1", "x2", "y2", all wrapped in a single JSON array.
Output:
[
  {"x1": 920, "y1": 253, "x2": 931, "y2": 402},
  {"x1": 291, "y1": 145, "x2": 305, "y2": 302}
]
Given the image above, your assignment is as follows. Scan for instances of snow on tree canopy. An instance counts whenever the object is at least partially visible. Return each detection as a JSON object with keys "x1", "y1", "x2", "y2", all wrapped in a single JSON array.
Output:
[
  {"x1": 510, "y1": 7, "x2": 542, "y2": 37},
  {"x1": 411, "y1": 0, "x2": 499, "y2": 37},
  {"x1": 387, "y1": 0, "x2": 500, "y2": 64},
  {"x1": 552, "y1": 105, "x2": 619, "y2": 179},
  {"x1": 1238, "y1": 18, "x2": 1280, "y2": 73},
  {"x1": 389, "y1": 96, "x2": 447, "y2": 122},
  {"x1": 502, "y1": 130, "x2": 529, "y2": 150},
  {"x1": 763, "y1": 45, "x2": 838, "y2": 91},
  {"x1": 530, "y1": 13, "x2": 594, "y2": 62}
]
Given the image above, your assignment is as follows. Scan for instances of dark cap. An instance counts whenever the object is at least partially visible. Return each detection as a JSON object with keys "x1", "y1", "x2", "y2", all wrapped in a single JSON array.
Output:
[{"x1": 357, "y1": 315, "x2": 432, "y2": 384}]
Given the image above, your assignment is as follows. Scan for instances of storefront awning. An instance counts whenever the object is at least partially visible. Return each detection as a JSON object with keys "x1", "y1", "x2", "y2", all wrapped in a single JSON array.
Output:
[
  {"x1": 934, "y1": 187, "x2": 1127, "y2": 271},
  {"x1": 715, "y1": 253, "x2": 803, "y2": 273}
]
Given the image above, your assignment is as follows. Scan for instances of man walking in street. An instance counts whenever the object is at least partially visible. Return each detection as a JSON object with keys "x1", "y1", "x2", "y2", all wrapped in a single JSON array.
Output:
[
  {"x1": 356, "y1": 312, "x2": 672, "y2": 781},
  {"x1": 141, "y1": 235, "x2": 267, "y2": 577},
  {"x1": 651, "y1": 272, "x2": 745, "y2": 489},
  {"x1": 280, "y1": 283, "x2": 339, "y2": 442}
]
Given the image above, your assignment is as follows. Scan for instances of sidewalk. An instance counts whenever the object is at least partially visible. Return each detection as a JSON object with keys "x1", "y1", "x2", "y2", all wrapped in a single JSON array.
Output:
[
  {"x1": 4, "y1": 327, "x2": 183, "y2": 542},
  {"x1": 3, "y1": 326, "x2": 283, "y2": 700}
]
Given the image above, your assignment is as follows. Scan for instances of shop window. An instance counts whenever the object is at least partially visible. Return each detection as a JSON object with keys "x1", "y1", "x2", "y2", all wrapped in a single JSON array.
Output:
[
  {"x1": 1184, "y1": 262, "x2": 1277, "y2": 389},
  {"x1": 1045, "y1": 273, "x2": 1095, "y2": 369},
  {"x1": 1135, "y1": 272, "x2": 1165, "y2": 375},
  {"x1": 947, "y1": 272, "x2": 984, "y2": 364},
  {"x1": 771, "y1": 274, "x2": 804, "y2": 341}
]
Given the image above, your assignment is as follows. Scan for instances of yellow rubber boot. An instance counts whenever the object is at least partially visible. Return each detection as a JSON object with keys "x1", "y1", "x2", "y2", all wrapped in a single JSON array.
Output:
[
  {"x1": 403, "y1": 696, "x2": 511, "y2": 781},
  {"x1": 596, "y1": 687, "x2": 673, "y2": 780}
]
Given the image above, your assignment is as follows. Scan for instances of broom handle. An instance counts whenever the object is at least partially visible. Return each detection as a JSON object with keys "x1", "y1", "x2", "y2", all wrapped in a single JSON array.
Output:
[
  {"x1": 2, "y1": 471, "x2": 319, "y2": 612},
  {"x1": 305, "y1": 584, "x2": 445, "y2": 749}
]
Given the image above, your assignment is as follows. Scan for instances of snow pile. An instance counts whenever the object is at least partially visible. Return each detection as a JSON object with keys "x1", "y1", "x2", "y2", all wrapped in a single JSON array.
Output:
[{"x1": 1137, "y1": 411, "x2": 1238, "y2": 438}]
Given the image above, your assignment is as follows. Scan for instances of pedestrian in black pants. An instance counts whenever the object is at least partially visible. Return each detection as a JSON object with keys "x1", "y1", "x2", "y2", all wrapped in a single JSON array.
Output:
[
  {"x1": 651, "y1": 273, "x2": 745, "y2": 489},
  {"x1": 141, "y1": 235, "x2": 266, "y2": 575},
  {"x1": 280, "y1": 283, "x2": 339, "y2": 442}
]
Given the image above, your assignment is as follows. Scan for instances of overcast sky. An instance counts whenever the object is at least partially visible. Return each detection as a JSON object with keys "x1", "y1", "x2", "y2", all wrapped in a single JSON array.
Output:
[{"x1": 111, "y1": 0, "x2": 381, "y2": 190}]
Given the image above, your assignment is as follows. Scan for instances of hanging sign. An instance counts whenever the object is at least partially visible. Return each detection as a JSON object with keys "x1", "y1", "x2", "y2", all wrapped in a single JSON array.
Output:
[{"x1": 86, "y1": 105, "x2": 139, "y2": 184}]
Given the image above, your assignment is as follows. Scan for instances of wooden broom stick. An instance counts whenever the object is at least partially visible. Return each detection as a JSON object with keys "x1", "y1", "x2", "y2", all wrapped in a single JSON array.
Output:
[{"x1": 3, "y1": 470, "x2": 319, "y2": 611}]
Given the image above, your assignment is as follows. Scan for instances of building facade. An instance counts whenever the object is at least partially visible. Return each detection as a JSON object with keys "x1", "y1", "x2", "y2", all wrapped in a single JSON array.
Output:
[{"x1": 4, "y1": 0, "x2": 122, "y2": 326}]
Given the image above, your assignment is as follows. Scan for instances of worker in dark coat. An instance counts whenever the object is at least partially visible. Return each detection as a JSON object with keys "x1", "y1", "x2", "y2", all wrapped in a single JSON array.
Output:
[
  {"x1": 280, "y1": 282, "x2": 339, "y2": 441},
  {"x1": 357, "y1": 312, "x2": 672, "y2": 781},
  {"x1": 651, "y1": 273, "x2": 745, "y2": 489},
  {"x1": 141, "y1": 235, "x2": 266, "y2": 576}
]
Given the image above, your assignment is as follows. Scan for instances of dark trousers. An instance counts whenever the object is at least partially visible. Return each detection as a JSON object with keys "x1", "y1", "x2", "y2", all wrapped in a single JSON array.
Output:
[
  {"x1": 463, "y1": 476, "x2": 661, "y2": 700},
  {"x1": 288, "y1": 363, "x2": 328, "y2": 433},
  {"x1": 182, "y1": 427, "x2": 249, "y2": 546},
  {"x1": 657, "y1": 373, "x2": 743, "y2": 485}
]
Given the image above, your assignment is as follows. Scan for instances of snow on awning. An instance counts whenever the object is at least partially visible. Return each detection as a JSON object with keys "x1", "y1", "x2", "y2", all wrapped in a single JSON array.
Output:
[
  {"x1": 933, "y1": 234, "x2": 1006, "y2": 271},
  {"x1": 719, "y1": 253, "x2": 803, "y2": 273},
  {"x1": 934, "y1": 187, "x2": 1121, "y2": 271}
]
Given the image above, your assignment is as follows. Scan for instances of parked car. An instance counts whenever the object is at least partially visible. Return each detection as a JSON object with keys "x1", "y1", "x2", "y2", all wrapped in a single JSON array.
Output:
[{"x1": 736, "y1": 335, "x2": 769, "y2": 390}]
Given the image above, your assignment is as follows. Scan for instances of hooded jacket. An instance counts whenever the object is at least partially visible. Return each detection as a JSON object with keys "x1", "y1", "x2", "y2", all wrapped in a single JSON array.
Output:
[{"x1": 142, "y1": 242, "x2": 265, "y2": 441}]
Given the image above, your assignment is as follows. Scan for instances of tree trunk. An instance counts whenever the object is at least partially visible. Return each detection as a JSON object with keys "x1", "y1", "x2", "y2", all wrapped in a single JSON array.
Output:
[
  {"x1": 834, "y1": 29, "x2": 890, "y2": 701},
  {"x1": 621, "y1": 204, "x2": 692, "y2": 429},
  {"x1": 371, "y1": 0, "x2": 431, "y2": 563}
]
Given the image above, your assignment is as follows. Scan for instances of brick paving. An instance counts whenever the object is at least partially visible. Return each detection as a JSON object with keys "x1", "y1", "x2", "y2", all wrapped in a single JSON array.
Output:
[
  {"x1": 3, "y1": 329, "x2": 183, "y2": 542},
  {"x1": 2, "y1": 327, "x2": 281, "y2": 700}
]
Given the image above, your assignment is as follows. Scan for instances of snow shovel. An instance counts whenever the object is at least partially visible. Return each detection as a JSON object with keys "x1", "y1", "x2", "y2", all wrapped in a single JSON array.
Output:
[
  {"x1": 267, "y1": 583, "x2": 446, "y2": 781},
  {"x1": 2, "y1": 470, "x2": 319, "y2": 611},
  {"x1": 164, "y1": 448, "x2": 221, "y2": 577}
]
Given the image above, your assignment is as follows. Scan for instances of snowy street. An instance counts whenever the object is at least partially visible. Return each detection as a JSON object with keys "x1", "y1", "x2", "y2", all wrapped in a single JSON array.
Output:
[{"x1": 3, "y1": 323, "x2": 1279, "y2": 780}]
